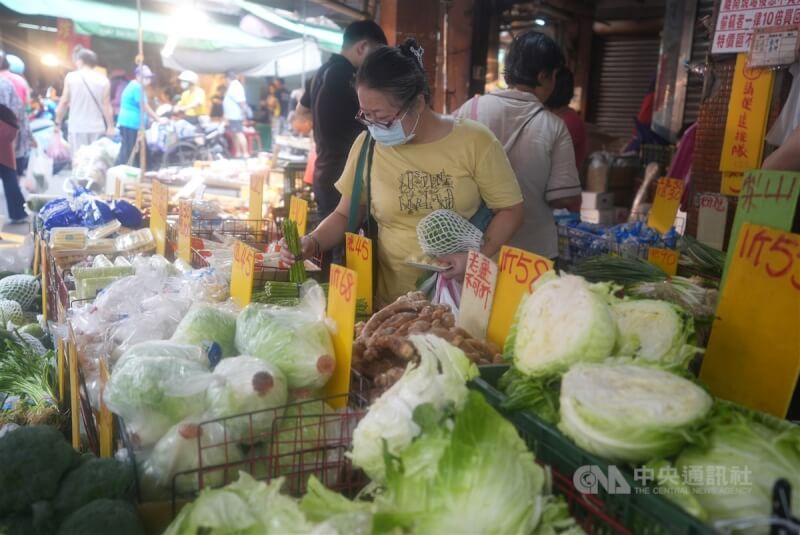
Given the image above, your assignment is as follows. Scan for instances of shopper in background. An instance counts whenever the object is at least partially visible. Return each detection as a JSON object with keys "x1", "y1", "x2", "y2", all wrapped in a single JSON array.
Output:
[
  {"x1": 283, "y1": 40, "x2": 523, "y2": 306},
  {"x1": 546, "y1": 68, "x2": 587, "y2": 172},
  {"x1": 299, "y1": 20, "x2": 388, "y2": 222},
  {"x1": 273, "y1": 77, "x2": 290, "y2": 133},
  {"x1": 223, "y1": 71, "x2": 249, "y2": 158},
  {"x1": 116, "y1": 65, "x2": 161, "y2": 167},
  {"x1": 456, "y1": 31, "x2": 581, "y2": 261},
  {"x1": 109, "y1": 69, "x2": 129, "y2": 120},
  {"x1": 55, "y1": 48, "x2": 114, "y2": 155},
  {"x1": 0, "y1": 52, "x2": 32, "y2": 177},
  {"x1": 763, "y1": 125, "x2": 800, "y2": 171},
  {"x1": 175, "y1": 70, "x2": 206, "y2": 125},
  {"x1": 0, "y1": 99, "x2": 26, "y2": 224},
  {"x1": 0, "y1": 54, "x2": 28, "y2": 105},
  {"x1": 210, "y1": 84, "x2": 225, "y2": 120}
]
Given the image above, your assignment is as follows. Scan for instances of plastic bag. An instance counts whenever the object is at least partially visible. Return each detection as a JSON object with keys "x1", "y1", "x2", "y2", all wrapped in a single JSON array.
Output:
[
  {"x1": 234, "y1": 282, "x2": 335, "y2": 390},
  {"x1": 0, "y1": 235, "x2": 33, "y2": 273},
  {"x1": 170, "y1": 304, "x2": 238, "y2": 357},
  {"x1": 111, "y1": 199, "x2": 143, "y2": 229},
  {"x1": 432, "y1": 273, "x2": 461, "y2": 313},
  {"x1": 140, "y1": 420, "x2": 243, "y2": 497},
  {"x1": 45, "y1": 131, "x2": 70, "y2": 162},
  {"x1": 39, "y1": 198, "x2": 81, "y2": 230}
]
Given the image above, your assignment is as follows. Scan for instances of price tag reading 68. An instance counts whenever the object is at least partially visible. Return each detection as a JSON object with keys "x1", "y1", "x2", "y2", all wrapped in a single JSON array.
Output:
[
  {"x1": 325, "y1": 265, "x2": 358, "y2": 409},
  {"x1": 230, "y1": 240, "x2": 257, "y2": 307}
]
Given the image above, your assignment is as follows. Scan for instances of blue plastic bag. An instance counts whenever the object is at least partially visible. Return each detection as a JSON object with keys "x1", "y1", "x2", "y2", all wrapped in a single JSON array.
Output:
[
  {"x1": 39, "y1": 198, "x2": 80, "y2": 230},
  {"x1": 112, "y1": 200, "x2": 143, "y2": 229}
]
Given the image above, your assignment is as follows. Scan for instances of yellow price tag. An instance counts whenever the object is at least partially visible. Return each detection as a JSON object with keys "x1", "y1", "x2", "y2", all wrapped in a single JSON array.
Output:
[
  {"x1": 647, "y1": 177, "x2": 684, "y2": 235},
  {"x1": 40, "y1": 239, "x2": 48, "y2": 323},
  {"x1": 67, "y1": 324, "x2": 80, "y2": 449},
  {"x1": 289, "y1": 196, "x2": 309, "y2": 236},
  {"x1": 230, "y1": 240, "x2": 257, "y2": 308},
  {"x1": 33, "y1": 234, "x2": 40, "y2": 276},
  {"x1": 700, "y1": 223, "x2": 800, "y2": 417},
  {"x1": 98, "y1": 359, "x2": 113, "y2": 457},
  {"x1": 647, "y1": 247, "x2": 678, "y2": 276},
  {"x1": 178, "y1": 199, "x2": 193, "y2": 263},
  {"x1": 135, "y1": 183, "x2": 144, "y2": 209},
  {"x1": 487, "y1": 246, "x2": 554, "y2": 349},
  {"x1": 458, "y1": 251, "x2": 498, "y2": 340},
  {"x1": 721, "y1": 171, "x2": 744, "y2": 196},
  {"x1": 324, "y1": 264, "x2": 358, "y2": 409},
  {"x1": 150, "y1": 180, "x2": 169, "y2": 256},
  {"x1": 114, "y1": 176, "x2": 122, "y2": 199},
  {"x1": 345, "y1": 233, "x2": 373, "y2": 314},
  {"x1": 249, "y1": 172, "x2": 266, "y2": 227}
]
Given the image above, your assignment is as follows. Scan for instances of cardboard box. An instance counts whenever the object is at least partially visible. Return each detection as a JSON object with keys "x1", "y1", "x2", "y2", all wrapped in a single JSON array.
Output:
[
  {"x1": 580, "y1": 209, "x2": 615, "y2": 226},
  {"x1": 581, "y1": 191, "x2": 614, "y2": 210}
]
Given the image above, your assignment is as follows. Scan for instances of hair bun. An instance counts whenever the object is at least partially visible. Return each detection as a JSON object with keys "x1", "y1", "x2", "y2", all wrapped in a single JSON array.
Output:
[{"x1": 399, "y1": 38, "x2": 425, "y2": 69}]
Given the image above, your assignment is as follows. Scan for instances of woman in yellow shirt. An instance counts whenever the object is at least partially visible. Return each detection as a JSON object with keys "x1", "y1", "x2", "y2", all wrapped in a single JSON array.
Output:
[{"x1": 283, "y1": 39, "x2": 523, "y2": 306}]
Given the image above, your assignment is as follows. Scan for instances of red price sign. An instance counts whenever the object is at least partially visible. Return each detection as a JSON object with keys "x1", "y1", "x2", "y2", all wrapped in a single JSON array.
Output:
[
  {"x1": 701, "y1": 223, "x2": 800, "y2": 418},
  {"x1": 647, "y1": 247, "x2": 678, "y2": 276},
  {"x1": 487, "y1": 246, "x2": 554, "y2": 348},
  {"x1": 325, "y1": 265, "x2": 358, "y2": 408},
  {"x1": 177, "y1": 199, "x2": 192, "y2": 263},
  {"x1": 345, "y1": 233, "x2": 373, "y2": 313},
  {"x1": 230, "y1": 240, "x2": 257, "y2": 307},
  {"x1": 458, "y1": 251, "x2": 498, "y2": 340}
]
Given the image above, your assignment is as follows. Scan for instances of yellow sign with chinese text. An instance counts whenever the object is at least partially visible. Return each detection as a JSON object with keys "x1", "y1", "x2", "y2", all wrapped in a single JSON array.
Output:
[
  {"x1": 249, "y1": 172, "x2": 266, "y2": 231},
  {"x1": 648, "y1": 177, "x2": 685, "y2": 234},
  {"x1": 721, "y1": 171, "x2": 744, "y2": 196},
  {"x1": 289, "y1": 196, "x2": 309, "y2": 236},
  {"x1": 701, "y1": 223, "x2": 800, "y2": 417},
  {"x1": 150, "y1": 180, "x2": 169, "y2": 256},
  {"x1": 344, "y1": 233, "x2": 373, "y2": 314},
  {"x1": 647, "y1": 247, "x2": 678, "y2": 276},
  {"x1": 487, "y1": 246, "x2": 554, "y2": 348},
  {"x1": 325, "y1": 265, "x2": 358, "y2": 409},
  {"x1": 178, "y1": 199, "x2": 192, "y2": 263},
  {"x1": 230, "y1": 240, "x2": 257, "y2": 308},
  {"x1": 719, "y1": 53, "x2": 775, "y2": 173}
]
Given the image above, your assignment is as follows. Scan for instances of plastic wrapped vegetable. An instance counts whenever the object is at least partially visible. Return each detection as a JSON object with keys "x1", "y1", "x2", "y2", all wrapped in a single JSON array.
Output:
[
  {"x1": 119, "y1": 341, "x2": 209, "y2": 366},
  {"x1": 170, "y1": 304, "x2": 238, "y2": 358},
  {"x1": 235, "y1": 283, "x2": 335, "y2": 390},
  {"x1": 205, "y1": 356, "x2": 289, "y2": 442},
  {"x1": 104, "y1": 356, "x2": 213, "y2": 448},
  {"x1": 141, "y1": 421, "x2": 243, "y2": 496}
]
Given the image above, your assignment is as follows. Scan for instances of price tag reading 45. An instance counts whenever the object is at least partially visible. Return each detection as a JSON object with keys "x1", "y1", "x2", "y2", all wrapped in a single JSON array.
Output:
[
  {"x1": 345, "y1": 232, "x2": 373, "y2": 313},
  {"x1": 150, "y1": 180, "x2": 169, "y2": 256},
  {"x1": 230, "y1": 240, "x2": 257, "y2": 308},
  {"x1": 487, "y1": 246, "x2": 554, "y2": 348},
  {"x1": 325, "y1": 265, "x2": 358, "y2": 409},
  {"x1": 289, "y1": 196, "x2": 309, "y2": 236},
  {"x1": 177, "y1": 199, "x2": 192, "y2": 263}
]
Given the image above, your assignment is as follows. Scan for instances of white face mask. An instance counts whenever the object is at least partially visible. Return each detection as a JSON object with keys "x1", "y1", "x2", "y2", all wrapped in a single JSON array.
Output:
[
  {"x1": 180, "y1": 81, "x2": 190, "y2": 90},
  {"x1": 368, "y1": 107, "x2": 421, "y2": 147}
]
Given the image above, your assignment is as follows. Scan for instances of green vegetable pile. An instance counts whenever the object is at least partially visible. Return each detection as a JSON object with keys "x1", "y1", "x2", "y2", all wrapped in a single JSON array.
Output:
[
  {"x1": 0, "y1": 425, "x2": 144, "y2": 535},
  {"x1": 0, "y1": 335, "x2": 59, "y2": 428}
]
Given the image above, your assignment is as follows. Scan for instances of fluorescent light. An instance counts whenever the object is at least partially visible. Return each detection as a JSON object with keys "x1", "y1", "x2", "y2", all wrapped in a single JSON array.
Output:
[
  {"x1": 534, "y1": 18, "x2": 546, "y2": 26},
  {"x1": 41, "y1": 53, "x2": 60, "y2": 67},
  {"x1": 18, "y1": 22, "x2": 57, "y2": 32}
]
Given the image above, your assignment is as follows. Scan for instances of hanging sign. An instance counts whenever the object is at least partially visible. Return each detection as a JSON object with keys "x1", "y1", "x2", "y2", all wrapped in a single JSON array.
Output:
[
  {"x1": 150, "y1": 180, "x2": 169, "y2": 256},
  {"x1": 712, "y1": 0, "x2": 800, "y2": 54},
  {"x1": 325, "y1": 265, "x2": 358, "y2": 409},
  {"x1": 722, "y1": 169, "x2": 800, "y2": 286},
  {"x1": 700, "y1": 223, "x2": 800, "y2": 418},
  {"x1": 647, "y1": 247, "x2": 679, "y2": 276},
  {"x1": 177, "y1": 199, "x2": 192, "y2": 263},
  {"x1": 748, "y1": 27, "x2": 800, "y2": 68},
  {"x1": 719, "y1": 54, "x2": 775, "y2": 173},
  {"x1": 230, "y1": 240, "x2": 257, "y2": 308},
  {"x1": 345, "y1": 232, "x2": 373, "y2": 314},
  {"x1": 487, "y1": 246, "x2": 554, "y2": 348},
  {"x1": 289, "y1": 196, "x2": 309, "y2": 236},
  {"x1": 696, "y1": 193, "x2": 729, "y2": 251},
  {"x1": 249, "y1": 172, "x2": 266, "y2": 231},
  {"x1": 648, "y1": 177, "x2": 685, "y2": 234},
  {"x1": 458, "y1": 251, "x2": 498, "y2": 341}
]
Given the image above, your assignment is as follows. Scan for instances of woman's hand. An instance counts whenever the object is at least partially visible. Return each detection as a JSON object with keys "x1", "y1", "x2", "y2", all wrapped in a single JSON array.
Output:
[
  {"x1": 278, "y1": 235, "x2": 316, "y2": 268},
  {"x1": 438, "y1": 252, "x2": 468, "y2": 281}
]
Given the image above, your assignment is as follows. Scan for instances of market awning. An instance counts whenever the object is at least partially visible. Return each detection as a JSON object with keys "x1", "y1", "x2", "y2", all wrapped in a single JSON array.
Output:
[
  {"x1": 235, "y1": 0, "x2": 343, "y2": 52},
  {"x1": 161, "y1": 38, "x2": 322, "y2": 78},
  {"x1": 2, "y1": 0, "x2": 273, "y2": 50}
]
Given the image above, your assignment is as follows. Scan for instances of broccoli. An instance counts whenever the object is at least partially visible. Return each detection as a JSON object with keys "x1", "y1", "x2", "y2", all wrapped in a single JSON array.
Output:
[
  {"x1": 56, "y1": 499, "x2": 145, "y2": 535},
  {"x1": 52, "y1": 457, "x2": 134, "y2": 521},
  {"x1": 0, "y1": 426, "x2": 79, "y2": 516}
]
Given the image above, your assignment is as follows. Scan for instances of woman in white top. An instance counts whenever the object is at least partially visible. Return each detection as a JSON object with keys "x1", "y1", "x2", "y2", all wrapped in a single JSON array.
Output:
[{"x1": 456, "y1": 31, "x2": 581, "y2": 260}]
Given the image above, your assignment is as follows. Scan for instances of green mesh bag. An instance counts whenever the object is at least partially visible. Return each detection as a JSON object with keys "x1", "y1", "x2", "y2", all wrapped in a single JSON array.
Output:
[{"x1": 416, "y1": 209, "x2": 484, "y2": 256}]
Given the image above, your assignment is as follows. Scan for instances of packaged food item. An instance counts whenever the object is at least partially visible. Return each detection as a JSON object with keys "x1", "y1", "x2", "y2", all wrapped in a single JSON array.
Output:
[
  {"x1": 50, "y1": 227, "x2": 88, "y2": 250},
  {"x1": 88, "y1": 219, "x2": 122, "y2": 240},
  {"x1": 86, "y1": 239, "x2": 117, "y2": 255},
  {"x1": 115, "y1": 228, "x2": 156, "y2": 254}
]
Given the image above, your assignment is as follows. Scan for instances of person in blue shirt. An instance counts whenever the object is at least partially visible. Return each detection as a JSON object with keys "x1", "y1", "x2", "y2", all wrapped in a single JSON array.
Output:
[{"x1": 116, "y1": 65, "x2": 161, "y2": 167}]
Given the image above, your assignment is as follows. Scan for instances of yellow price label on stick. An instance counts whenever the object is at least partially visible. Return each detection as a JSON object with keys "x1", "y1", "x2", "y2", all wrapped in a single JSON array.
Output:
[
  {"x1": 345, "y1": 233, "x2": 373, "y2": 314},
  {"x1": 249, "y1": 172, "x2": 266, "y2": 230},
  {"x1": 150, "y1": 180, "x2": 169, "y2": 256},
  {"x1": 325, "y1": 264, "x2": 358, "y2": 409},
  {"x1": 178, "y1": 199, "x2": 193, "y2": 263},
  {"x1": 289, "y1": 196, "x2": 309, "y2": 236},
  {"x1": 647, "y1": 247, "x2": 678, "y2": 276},
  {"x1": 700, "y1": 223, "x2": 800, "y2": 417},
  {"x1": 647, "y1": 177, "x2": 684, "y2": 235},
  {"x1": 487, "y1": 246, "x2": 554, "y2": 349},
  {"x1": 230, "y1": 240, "x2": 257, "y2": 308}
]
